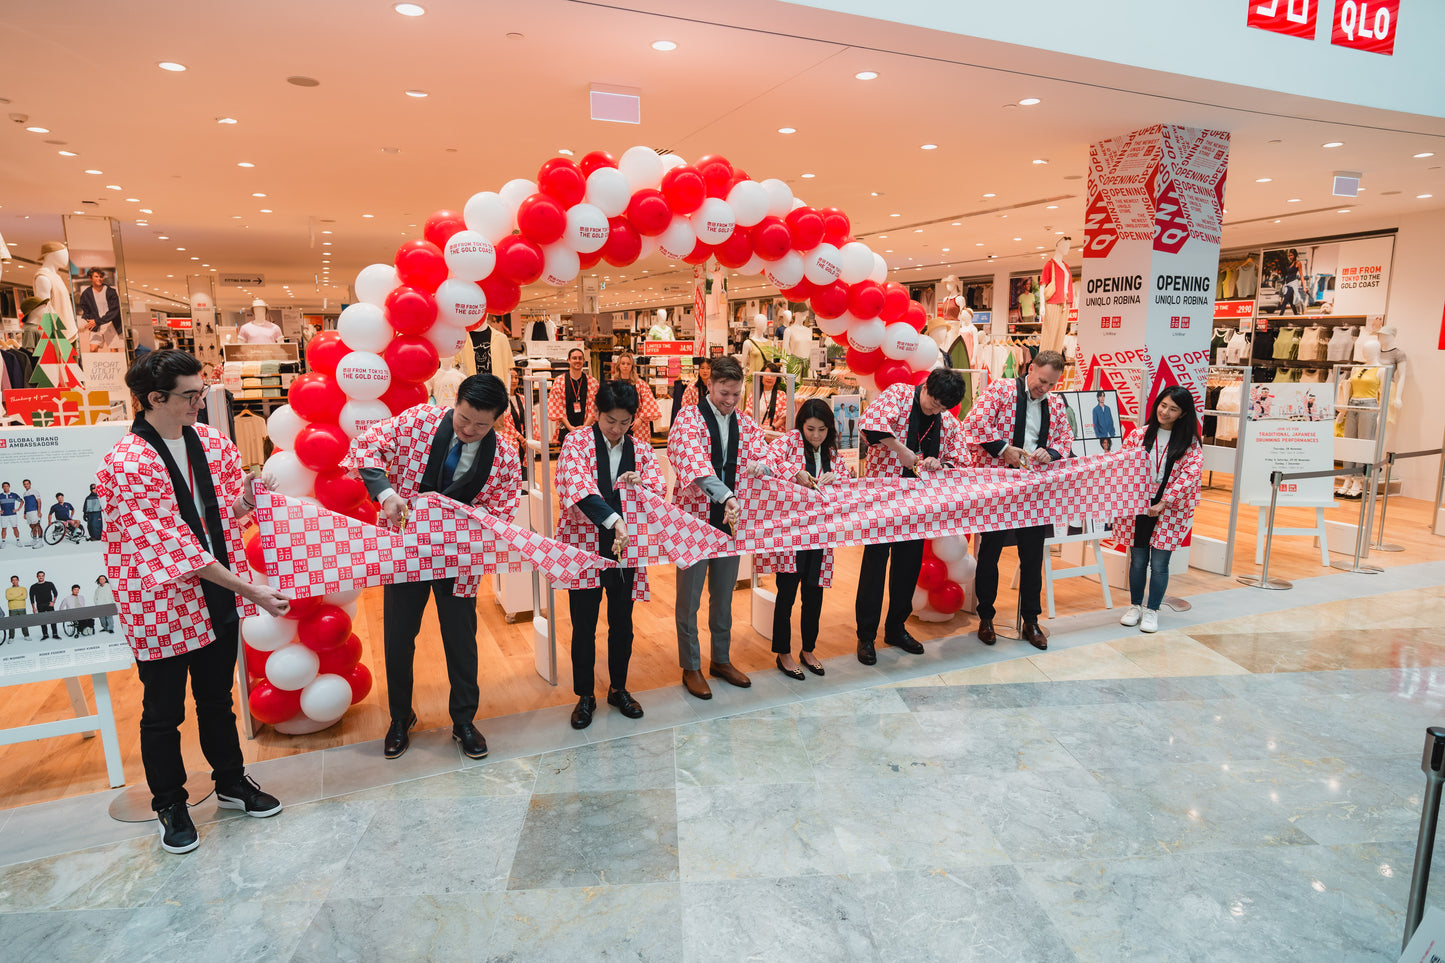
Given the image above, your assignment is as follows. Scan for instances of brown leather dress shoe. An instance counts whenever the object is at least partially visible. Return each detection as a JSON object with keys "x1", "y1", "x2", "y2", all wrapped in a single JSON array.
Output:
[
  {"x1": 1022, "y1": 622, "x2": 1048, "y2": 650},
  {"x1": 682, "y1": 669, "x2": 713, "y2": 700},
  {"x1": 709, "y1": 661, "x2": 752, "y2": 688},
  {"x1": 976, "y1": 619, "x2": 996, "y2": 646}
]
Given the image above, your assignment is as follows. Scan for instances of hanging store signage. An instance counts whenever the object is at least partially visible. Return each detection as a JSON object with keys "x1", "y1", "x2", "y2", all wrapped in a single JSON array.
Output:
[
  {"x1": 219, "y1": 273, "x2": 265, "y2": 286},
  {"x1": 1246, "y1": 0, "x2": 1318, "y2": 39},
  {"x1": 1215, "y1": 299, "x2": 1255, "y2": 319},
  {"x1": 640, "y1": 340, "x2": 693, "y2": 356},
  {"x1": 1331, "y1": 0, "x2": 1397, "y2": 55}
]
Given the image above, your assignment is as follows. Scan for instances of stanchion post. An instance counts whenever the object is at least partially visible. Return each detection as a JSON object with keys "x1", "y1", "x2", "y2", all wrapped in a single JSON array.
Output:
[
  {"x1": 1332, "y1": 465, "x2": 1384, "y2": 574},
  {"x1": 1238, "y1": 471, "x2": 1292, "y2": 590},
  {"x1": 1435, "y1": 429, "x2": 1445, "y2": 534},
  {"x1": 1372, "y1": 452, "x2": 1404, "y2": 552},
  {"x1": 1404, "y1": 726, "x2": 1445, "y2": 952}
]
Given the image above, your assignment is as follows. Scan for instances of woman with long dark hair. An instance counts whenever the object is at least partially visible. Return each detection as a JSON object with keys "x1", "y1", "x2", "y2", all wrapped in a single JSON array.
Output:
[
  {"x1": 1114, "y1": 385, "x2": 1204, "y2": 634},
  {"x1": 612, "y1": 350, "x2": 660, "y2": 443}
]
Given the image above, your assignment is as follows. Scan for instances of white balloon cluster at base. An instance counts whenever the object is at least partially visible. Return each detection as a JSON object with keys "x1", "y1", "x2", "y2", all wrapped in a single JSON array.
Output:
[{"x1": 913, "y1": 534, "x2": 976, "y2": 623}]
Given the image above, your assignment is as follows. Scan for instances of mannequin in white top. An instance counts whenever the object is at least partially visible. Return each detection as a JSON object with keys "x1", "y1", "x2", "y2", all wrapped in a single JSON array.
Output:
[
  {"x1": 1352, "y1": 316, "x2": 1383, "y2": 362},
  {"x1": 782, "y1": 309, "x2": 813, "y2": 359},
  {"x1": 646, "y1": 307, "x2": 674, "y2": 341},
  {"x1": 429, "y1": 357, "x2": 465, "y2": 408},
  {"x1": 239, "y1": 300, "x2": 284, "y2": 343},
  {"x1": 1376, "y1": 324, "x2": 1407, "y2": 419},
  {"x1": 33, "y1": 242, "x2": 77, "y2": 339}
]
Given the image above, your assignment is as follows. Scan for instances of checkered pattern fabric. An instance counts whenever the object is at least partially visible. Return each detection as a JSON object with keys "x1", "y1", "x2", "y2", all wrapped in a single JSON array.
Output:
[
  {"x1": 754, "y1": 430, "x2": 836, "y2": 587},
  {"x1": 857, "y1": 383, "x2": 968, "y2": 478},
  {"x1": 95, "y1": 425, "x2": 256, "y2": 662},
  {"x1": 630, "y1": 380, "x2": 661, "y2": 443},
  {"x1": 545, "y1": 374, "x2": 598, "y2": 442},
  {"x1": 960, "y1": 379, "x2": 1074, "y2": 468},
  {"x1": 1111, "y1": 431, "x2": 1204, "y2": 551},
  {"x1": 680, "y1": 382, "x2": 700, "y2": 409},
  {"x1": 554, "y1": 428, "x2": 666, "y2": 599},
  {"x1": 492, "y1": 409, "x2": 521, "y2": 452},
  {"x1": 665, "y1": 401, "x2": 770, "y2": 523},
  {"x1": 748, "y1": 385, "x2": 790, "y2": 432}
]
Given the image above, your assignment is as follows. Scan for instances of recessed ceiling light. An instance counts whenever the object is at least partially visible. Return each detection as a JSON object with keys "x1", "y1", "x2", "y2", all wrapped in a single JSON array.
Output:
[
  {"x1": 157, "y1": 61, "x2": 187, "y2": 72},
  {"x1": 777, "y1": 127, "x2": 796, "y2": 135},
  {"x1": 801, "y1": 173, "x2": 815, "y2": 179},
  {"x1": 287, "y1": 76, "x2": 320, "y2": 87},
  {"x1": 1414, "y1": 152, "x2": 1435, "y2": 158},
  {"x1": 25, "y1": 126, "x2": 49, "y2": 133},
  {"x1": 139, "y1": 208, "x2": 152, "y2": 213},
  {"x1": 1419, "y1": 194, "x2": 1435, "y2": 199},
  {"x1": 158, "y1": 235, "x2": 169, "y2": 239},
  {"x1": 105, "y1": 184, "x2": 122, "y2": 190},
  {"x1": 1013, "y1": 236, "x2": 1022, "y2": 241},
  {"x1": 1337, "y1": 209, "x2": 1351, "y2": 213},
  {"x1": 557, "y1": 148, "x2": 574, "y2": 156},
  {"x1": 1017, "y1": 97, "x2": 1041, "y2": 106},
  {"x1": 976, "y1": 242, "x2": 984, "y2": 246},
  {"x1": 190, "y1": 256, "x2": 199, "y2": 260},
  {"x1": 322, "y1": 230, "x2": 332, "y2": 234},
  {"x1": 982, "y1": 193, "x2": 996, "y2": 198},
  {"x1": 216, "y1": 116, "x2": 238, "y2": 124},
  {"x1": 1032, "y1": 158, "x2": 1048, "y2": 165},
  {"x1": 1323, "y1": 142, "x2": 1344, "y2": 148},
  {"x1": 921, "y1": 144, "x2": 938, "y2": 150},
  {"x1": 889, "y1": 213, "x2": 900, "y2": 217},
  {"x1": 125, "y1": 198, "x2": 140, "y2": 203},
  {"x1": 855, "y1": 71, "x2": 878, "y2": 80},
  {"x1": 84, "y1": 169, "x2": 102, "y2": 175},
  {"x1": 404, "y1": 89, "x2": 428, "y2": 98},
  {"x1": 1287, "y1": 198, "x2": 1301, "y2": 203},
  {"x1": 323, "y1": 241, "x2": 332, "y2": 246},
  {"x1": 251, "y1": 192, "x2": 267, "y2": 198},
  {"x1": 58, "y1": 150, "x2": 77, "y2": 156},
  {"x1": 651, "y1": 40, "x2": 677, "y2": 51},
  {"x1": 878, "y1": 234, "x2": 888, "y2": 239},
  {"x1": 176, "y1": 247, "x2": 186, "y2": 251},
  {"x1": 362, "y1": 213, "x2": 374, "y2": 218},
  {"x1": 950, "y1": 222, "x2": 960, "y2": 226},
  {"x1": 237, "y1": 161, "x2": 255, "y2": 168},
  {"x1": 260, "y1": 208, "x2": 273, "y2": 213},
  {"x1": 1256, "y1": 177, "x2": 1272, "y2": 183}
]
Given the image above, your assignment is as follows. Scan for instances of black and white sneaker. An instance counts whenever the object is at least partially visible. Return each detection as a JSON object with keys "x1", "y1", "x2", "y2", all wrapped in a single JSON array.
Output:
[
  {"x1": 157, "y1": 802, "x2": 200, "y2": 854},
  {"x1": 215, "y1": 775, "x2": 283, "y2": 818}
]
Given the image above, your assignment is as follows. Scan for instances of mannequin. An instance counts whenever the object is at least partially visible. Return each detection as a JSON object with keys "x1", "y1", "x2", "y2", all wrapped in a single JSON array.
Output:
[
  {"x1": 1040, "y1": 236, "x2": 1073, "y2": 354},
  {"x1": 1018, "y1": 277, "x2": 1038, "y2": 322},
  {"x1": 18, "y1": 296, "x2": 47, "y2": 352},
  {"x1": 32, "y1": 242, "x2": 77, "y2": 340},
  {"x1": 646, "y1": 308, "x2": 673, "y2": 341},
  {"x1": 1337, "y1": 339, "x2": 1383, "y2": 498},
  {"x1": 429, "y1": 356, "x2": 465, "y2": 408},
  {"x1": 927, "y1": 276, "x2": 968, "y2": 355},
  {"x1": 782, "y1": 309, "x2": 814, "y2": 360},
  {"x1": 749, "y1": 310, "x2": 769, "y2": 341},
  {"x1": 239, "y1": 300, "x2": 283, "y2": 343},
  {"x1": 741, "y1": 314, "x2": 770, "y2": 378},
  {"x1": 1375, "y1": 324, "x2": 1407, "y2": 422},
  {"x1": 1351, "y1": 316, "x2": 1383, "y2": 362},
  {"x1": 470, "y1": 315, "x2": 514, "y2": 377}
]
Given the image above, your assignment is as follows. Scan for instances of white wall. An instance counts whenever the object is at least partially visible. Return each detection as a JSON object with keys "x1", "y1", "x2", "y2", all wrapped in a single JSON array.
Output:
[{"x1": 1381, "y1": 209, "x2": 1445, "y2": 499}]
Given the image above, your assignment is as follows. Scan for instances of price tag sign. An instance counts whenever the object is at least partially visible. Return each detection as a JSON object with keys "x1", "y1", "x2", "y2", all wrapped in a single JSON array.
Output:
[{"x1": 1331, "y1": 0, "x2": 1397, "y2": 54}]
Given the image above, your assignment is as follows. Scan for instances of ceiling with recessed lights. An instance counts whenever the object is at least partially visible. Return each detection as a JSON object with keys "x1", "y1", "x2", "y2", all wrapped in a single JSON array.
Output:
[{"x1": 0, "y1": 0, "x2": 1441, "y2": 316}]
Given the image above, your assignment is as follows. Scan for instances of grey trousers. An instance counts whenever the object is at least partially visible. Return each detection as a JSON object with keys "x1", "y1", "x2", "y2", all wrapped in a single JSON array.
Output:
[
  {"x1": 1342, "y1": 399, "x2": 1378, "y2": 471},
  {"x1": 674, "y1": 555, "x2": 741, "y2": 670}
]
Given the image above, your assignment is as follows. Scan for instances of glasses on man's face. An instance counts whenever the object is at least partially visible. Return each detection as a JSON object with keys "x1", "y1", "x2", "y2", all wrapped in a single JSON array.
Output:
[{"x1": 168, "y1": 385, "x2": 210, "y2": 408}]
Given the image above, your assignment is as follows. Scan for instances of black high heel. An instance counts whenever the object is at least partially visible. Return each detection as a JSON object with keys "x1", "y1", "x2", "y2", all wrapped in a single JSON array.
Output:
[{"x1": 776, "y1": 655, "x2": 805, "y2": 681}]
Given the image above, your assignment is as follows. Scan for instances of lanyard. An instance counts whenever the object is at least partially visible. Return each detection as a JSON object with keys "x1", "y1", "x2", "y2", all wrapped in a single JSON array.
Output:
[{"x1": 1153, "y1": 440, "x2": 1168, "y2": 482}]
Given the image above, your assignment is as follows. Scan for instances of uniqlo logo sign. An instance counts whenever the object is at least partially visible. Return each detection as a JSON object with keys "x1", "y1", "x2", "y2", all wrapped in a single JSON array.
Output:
[
  {"x1": 1169, "y1": 316, "x2": 1192, "y2": 330},
  {"x1": 1281, "y1": 483, "x2": 1298, "y2": 493},
  {"x1": 1101, "y1": 316, "x2": 1122, "y2": 330},
  {"x1": 1247, "y1": 0, "x2": 1317, "y2": 39},
  {"x1": 1332, "y1": 0, "x2": 1397, "y2": 55}
]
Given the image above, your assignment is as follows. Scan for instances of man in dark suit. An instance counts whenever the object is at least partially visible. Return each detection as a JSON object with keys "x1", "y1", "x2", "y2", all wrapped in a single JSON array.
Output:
[
  {"x1": 350, "y1": 374, "x2": 520, "y2": 761},
  {"x1": 77, "y1": 268, "x2": 122, "y2": 350}
]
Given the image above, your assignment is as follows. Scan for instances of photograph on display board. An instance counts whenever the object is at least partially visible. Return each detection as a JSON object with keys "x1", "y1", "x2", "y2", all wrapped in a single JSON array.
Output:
[
  {"x1": 832, "y1": 394, "x2": 860, "y2": 451},
  {"x1": 1246, "y1": 383, "x2": 1333, "y2": 422},
  {"x1": 1257, "y1": 245, "x2": 1349, "y2": 317},
  {"x1": 1057, "y1": 389, "x2": 1122, "y2": 455}
]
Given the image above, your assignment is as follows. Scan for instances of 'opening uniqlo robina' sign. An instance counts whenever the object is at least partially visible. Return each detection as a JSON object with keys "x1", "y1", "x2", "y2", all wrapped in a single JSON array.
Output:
[
  {"x1": 1246, "y1": 0, "x2": 1318, "y2": 39},
  {"x1": 1332, "y1": 0, "x2": 1398, "y2": 55}
]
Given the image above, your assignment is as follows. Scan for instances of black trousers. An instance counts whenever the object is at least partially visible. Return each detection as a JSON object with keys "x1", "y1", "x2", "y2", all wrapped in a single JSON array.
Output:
[
  {"x1": 567, "y1": 568, "x2": 636, "y2": 696},
  {"x1": 854, "y1": 538, "x2": 925, "y2": 642},
  {"x1": 974, "y1": 525, "x2": 1050, "y2": 622},
  {"x1": 383, "y1": 578, "x2": 479, "y2": 727},
  {"x1": 773, "y1": 549, "x2": 824, "y2": 654},
  {"x1": 134, "y1": 620, "x2": 246, "y2": 811},
  {"x1": 37, "y1": 604, "x2": 56, "y2": 639}
]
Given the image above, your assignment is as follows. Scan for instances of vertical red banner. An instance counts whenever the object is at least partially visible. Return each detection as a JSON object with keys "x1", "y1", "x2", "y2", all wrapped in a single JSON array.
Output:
[
  {"x1": 1246, "y1": 0, "x2": 1318, "y2": 38},
  {"x1": 1331, "y1": 0, "x2": 1398, "y2": 54}
]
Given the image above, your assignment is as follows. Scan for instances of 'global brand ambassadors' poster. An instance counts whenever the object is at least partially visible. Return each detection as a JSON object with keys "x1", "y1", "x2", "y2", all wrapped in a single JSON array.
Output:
[{"x1": 1238, "y1": 383, "x2": 1336, "y2": 507}]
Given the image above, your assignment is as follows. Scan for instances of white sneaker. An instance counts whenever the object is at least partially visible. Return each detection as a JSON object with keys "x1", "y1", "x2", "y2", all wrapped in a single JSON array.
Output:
[
  {"x1": 1140, "y1": 609, "x2": 1159, "y2": 633},
  {"x1": 1120, "y1": 605, "x2": 1142, "y2": 627}
]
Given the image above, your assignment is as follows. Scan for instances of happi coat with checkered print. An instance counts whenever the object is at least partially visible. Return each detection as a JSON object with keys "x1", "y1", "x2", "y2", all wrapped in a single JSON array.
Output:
[
  {"x1": 959, "y1": 378, "x2": 1073, "y2": 469},
  {"x1": 753, "y1": 429, "x2": 836, "y2": 587},
  {"x1": 1110, "y1": 429, "x2": 1204, "y2": 552},
  {"x1": 857, "y1": 382, "x2": 969, "y2": 478},
  {"x1": 95, "y1": 423, "x2": 256, "y2": 661},
  {"x1": 666, "y1": 400, "x2": 770, "y2": 523}
]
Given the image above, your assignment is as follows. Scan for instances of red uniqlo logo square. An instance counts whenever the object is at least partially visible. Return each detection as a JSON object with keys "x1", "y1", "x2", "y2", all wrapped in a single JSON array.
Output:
[
  {"x1": 0, "y1": 439, "x2": 7, "y2": 449},
  {"x1": 1170, "y1": 316, "x2": 1182, "y2": 328},
  {"x1": 1281, "y1": 483, "x2": 1298, "y2": 493},
  {"x1": 1333, "y1": 0, "x2": 1398, "y2": 55},
  {"x1": 1247, "y1": 0, "x2": 1317, "y2": 39}
]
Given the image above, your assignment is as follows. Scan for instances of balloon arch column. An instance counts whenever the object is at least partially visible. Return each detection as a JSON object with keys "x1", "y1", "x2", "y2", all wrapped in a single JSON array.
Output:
[{"x1": 239, "y1": 145, "x2": 960, "y2": 733}]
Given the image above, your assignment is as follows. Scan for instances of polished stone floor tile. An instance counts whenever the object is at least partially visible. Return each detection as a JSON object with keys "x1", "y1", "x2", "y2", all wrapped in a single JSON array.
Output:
[
  {"x1": 795, "y1": 711, "x2": 966, "y2": 781},
  {"x1": 673, "y1": 717, "x2": 812, "y2": 787},
  {"x1": 493, "y1": 882, "x2": 683, "y2": 962},
  {"x1": 459, "y1": 704, "x2": 588, "y2": 766},
  {"x1": 1029, "y1": 642, "x2": 1155, "y2": 682},
  {"x1": 1030, "y1": 702, "x2": 1223, "y2": 770},
  {"x1": 1190, "y1": 626, "x2": 1445, "y2": 674},
  {"x1": 579, "y1": 684, "x2": 700, "y2": 744},
  {"x1": 240, "y1": 750, "x2": 327, "y2": 808},
  {"x1": 909, "y1": 707, "x2": 1089, "y2": 775},
  {"x1": 680, "y1": 876, "x2": 881, "y2": 963},
  {"x1": 675, "y1": 669, "x2": 805, "y2": 723},
  {"x1": 817, "y1": 775, "x2": 1010, "y2": 873},
  {"x1": 328, "y1": 756, "x2": 537, "y2": 802},
  {"x1": 0, "y1": 835, "x2": 180, "y2": 912},
  {"x1": 507, "y1": 788, "x2": 678, "y2": 890},
  {"x1": 936, "y1": 656, "x2": 1051, "y2": 686},
  {"x1": 0, "y1": 907, "x2": 133, "y2": 963},
  {"x1": 1110, "y1": 632, "x2": 1252, "y2": 678},
  {"x1": 0, "y1": 789, "x2": 153, "y2": 867},
  {"x1": 676, "y1": 782, "x2": 847, "y2": 881},
  {"x1": 533, "y1": 729, "x2": 676, "y2": 794},
  {"x1": 290, "y1": 894, "x2": 504, "y2": 963},
  {"x1": 106, "y1": 898, "x2": 321, "y2": 963},
  {"x1": 962, "y1": 767, "x2": 1152, "y2": 862},
  {"x1": 319, "y1": 726, "x2": 462, "y2": 799}
]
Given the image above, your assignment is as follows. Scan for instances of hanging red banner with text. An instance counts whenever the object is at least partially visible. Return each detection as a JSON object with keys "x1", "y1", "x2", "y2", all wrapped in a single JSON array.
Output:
[
  {"x1": 1332, "y1": 0, "x2": 1398, "y2": 55},
  {"x1": 1246, "y1": 0, "x2": 1318, "y2": 39}
]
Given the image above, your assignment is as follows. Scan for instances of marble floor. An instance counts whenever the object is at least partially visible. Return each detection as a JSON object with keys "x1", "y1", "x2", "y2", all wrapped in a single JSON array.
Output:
[{"x1": 4, "y1": 563, "x2": 1445, "y2": 962}]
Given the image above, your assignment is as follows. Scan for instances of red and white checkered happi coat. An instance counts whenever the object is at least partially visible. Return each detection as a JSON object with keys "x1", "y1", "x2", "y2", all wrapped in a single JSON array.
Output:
[
  {"x1": 960, "y1": 379, "x2": 1074, "y2": 468},
  {"x1": 748, "y1": 385, "x2": 791, "y2": 432},
  {"x1": 554, "y1": 428, "x2": 666, "y2": 598},
  {"x1": 858, "y1": 383, "x2": 968, "y2": 478},
  {"x1": 546, "y1": 374, "x2": 598, "y2": 441},
  {"x1": 1111, "y1": 431, "x2": 1204, "y2": 552},
  {"x1": 754, "y1": 430, "x2": 836, "y2": 587},
  {"x1": 680, "y1": 382, "x2": 701, "y2": 409},
  {"x1": 96, "y1": 425, "x2": 256, "y2": 661},
  {"x1": 666, "y1": 402, "x2": 770, "y2": 523},
  {"x1": 630, "y1": 378, "x2": 661, "y2": 443}
]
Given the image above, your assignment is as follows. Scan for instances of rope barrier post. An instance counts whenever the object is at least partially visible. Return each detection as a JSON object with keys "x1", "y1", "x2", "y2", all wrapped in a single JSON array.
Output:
[
  {"x1": 1372, "y1": 452, "x2": 1404, "y2": 553},
  {"x1": 1404, "y1": 726, "x2": 1445, "y2": 952},
  {"x1": 1435, "y1": 430, "x2": 1445, "y2": 536},
  {"x1": 1237, "y1": 470, "x2": 1292, "y2": 590},
  {"x1": 1332, "y1": 464, "x2": 1383, "y2": 574}
]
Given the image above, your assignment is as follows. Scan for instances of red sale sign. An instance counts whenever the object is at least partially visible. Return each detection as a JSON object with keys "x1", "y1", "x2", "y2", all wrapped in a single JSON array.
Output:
[
  {"x1": 1246, "y1": 0, "x2": 1318, "y2": 39},
  {"x1": 1332, "y1": 0, "x2": 1397, "y2": 54}
]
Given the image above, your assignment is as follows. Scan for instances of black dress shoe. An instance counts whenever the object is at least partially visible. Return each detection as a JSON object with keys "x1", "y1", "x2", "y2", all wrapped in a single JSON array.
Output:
[
  {"x1": 453, "y1": 723, "x2": 489, "y2": 759},
  {"x1": 801, "y1": 653, "x2": 825, "y2": 676},
  {"x1": 885, "y1": 629, "x2": 925, "y2": 654},
  {"x1": 570, "y1": 695, "x2": 597, "y2": 730},
  {"x1": 607, "y1": 687, "x2": 644, "y2": 719},
  {"x1": 857, "y1": 638, "x2": 877, "y2": 665},
  {"x1": 776, "y1": 655, "x2": 805, "y2": 681},
  {"x1": 1022, "y1": 622, "x2": 1048, "y2": 651},
  {"x1": 384, "y1": 711, "x2": 417, "y2": 759},
  {"x1": 976, "y1": 619, "x2": 996, "y2": 646}
]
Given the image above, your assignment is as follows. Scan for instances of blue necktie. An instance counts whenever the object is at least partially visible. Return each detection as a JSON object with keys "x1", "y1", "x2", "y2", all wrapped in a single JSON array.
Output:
[{"x1": 440, "y1": 441, "x2": 462, "y2": 489}]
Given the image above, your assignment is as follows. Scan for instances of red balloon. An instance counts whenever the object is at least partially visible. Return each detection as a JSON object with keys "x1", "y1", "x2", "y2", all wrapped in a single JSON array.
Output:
[
  {"x1": 394, "y1": 239, "x2": 448, "y2": 293},
  {"x1": 423, "y1": 209, "x2": 466, "y2": 249},
  {"x1": 811, "y1": 281, "x2": 850, "y2": 320},
  {"x1": 875, "y1": 359, "x2": 913, "y2": 390},
  {"x1": 243, "y1": 643, "x2": 270, "y2": 680},
  {"x1": 538, "y1": 157, "x2": 587, "y2": 207},
  {"x1": 847, "y1": 280, "x2": 885, "y2": 320},
  {"x1": 602, "y1": 216, "x2": 641, "y2": 267},
  {"x1": 495, "y1": 235, "x2": 544, "y2": 285},
  {"x1": 626, "y1": 189, "x2": 672, "y2": 236},
  {"x1": 315, "y1": 468, "x2": 367, "y2": 513},
  {"x1": 693, "y1": 154, "x2": 734, "y2": 198},
  {"x1": 383, "y1": 334, "x2": 440, "y2": 384},
  {"x1": 380, "y1": 380, "x2": 428, "y2": 415},
  {"x1": 578, "y1": 248, "x2": 605, "y2": 270},
  {"x1": 917, "y1": 557, "x2": 948, "y2": 591},
  {"x1": 880, "y1": 282, "x2": 911, "y2": 323},
  {"x1": 298, "y1": 604, "x2": 351, "y2": 651},
  {"x1": 283, "y1": 595, "x2": 324, "y2": 620},
  {"x1": 921, "y1": 540, "x2": 935, "y2": 560},
  {"x1": 384, "y1": 285, "x2": 438, "y2": 335},
  {"x1": 846, "y1": 346, "x2": 884, "y2": 374},
  {"x1": 345, "y1": 663, "x2": 373, "y2": 704},
  {"x1": 820, "y1": 207, "x2": 852, "y2": 248},
  {"x1": 293, "y1": 423, "x2": 351, "y2": 472},
  {"x1": 785, "y1": 207, "x2": 825, "y2": 251},
  {"x1": 517, "y1": 193, "x2": 567, "y2": 245},
  {"x1": 910, "y1": 369, "x2": 931, "y2": 386},
  {"x1": 750, "y1": 216, "x2": 792, "y2": 261},
  {"x1": 903, "y1": 302, "x2": 928, "y2": 333},
  {"x1": 288, "y1": 373, "x2": 346, "y2": 424},
  {"x1": 579, "y1": 150, "x2": 618, "y2": 175},
  {"x1": 347, "y1": 499, "x2": 379, "y2": 525},
  {"x1": 682, "y1": 239, "x2": 714, "y2": 265},
  {"x1": 479, "y1": 275, "x2": 521, "y2": 315},
  {"x1": 318, "y1": 633, "x2": 363, "y2": 676},
  {"x1": 727, "y1": 168, "x2": 751, "y2": 192},
  {"x1": 929, "y1": 581, "x2": 964, "y2": 615},
  {"x1": 713, "y1": 228, "x2": 754, "y2": 269},
  {"x1": 660, "y1": 166, "x2": 707, "y2": 215},
  {"x1": 830, "y1": 331, "x2": 852, "y2": 347},
  {"x1": 781, "y1": 279, "x2": 816, "y2": 302},
  {"x1": 249, "y1": 682, "x2": 302, "y2": 726},
  {"x1": 243, "y1": 529, "x2": 267, "y2": 574},
  {"x1": 306, "y1": 330, "x2": 349, "y2": 377}
]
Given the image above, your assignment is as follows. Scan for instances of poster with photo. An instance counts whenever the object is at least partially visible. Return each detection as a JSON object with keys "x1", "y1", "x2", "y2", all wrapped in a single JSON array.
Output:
[
  {"x1": 1057, "y1": 389, "x2": 1122, "y2": 456},
  {"x1": 832, "y1": 394, "x2": 861, "y2": 451},
  {"x1": 1239, "y1": 383, "x2": 1336, "y2": 507},
  {"x1": 1256, "y1": 237, "x2": 1393, "y2": 318}
]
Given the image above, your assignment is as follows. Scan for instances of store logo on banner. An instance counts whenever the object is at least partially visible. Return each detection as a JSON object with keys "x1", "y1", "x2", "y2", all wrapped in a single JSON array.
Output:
[
  {"x1": 1083, "y1": 191, "x2": 1119, "y2": 259},
  {"x1": 1333, "y1": 0, "x2": 1397, "y2": 54},
  {"x1": 1246, "y1": 0, "x2": 1318, "y2": 39}
]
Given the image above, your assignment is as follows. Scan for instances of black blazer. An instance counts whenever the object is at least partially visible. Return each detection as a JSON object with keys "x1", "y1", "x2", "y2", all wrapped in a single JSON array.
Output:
[{"x1": 77, "y1": 286, "x2": 121, "y2": 333}]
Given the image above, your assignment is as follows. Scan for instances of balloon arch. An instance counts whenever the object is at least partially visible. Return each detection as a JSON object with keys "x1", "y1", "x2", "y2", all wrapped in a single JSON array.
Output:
[{"x1": 240, "y1": 145, "x2": 948, "y2": 733}]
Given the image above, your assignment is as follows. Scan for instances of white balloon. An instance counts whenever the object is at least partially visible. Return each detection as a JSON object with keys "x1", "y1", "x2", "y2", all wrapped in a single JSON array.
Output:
[
  {"x1": 764, "y1": 250, "x2": 805, "y2": 289},
  {"x1": 265, "y1": 405, "x2": 307, "y2": 451},
  {"x1": 657, "y1": 215, "x2": 697, "y2": 261},
  {"x1": 803, "y1": 243, "x2": 842, "y2": 286},
  {"x1": 272, "y1": 711, "x2": 342, "y2": 735},
  {"x1": 541, "y1": 242, "x2": 581, "y2": 286},
  {"x1": 262, "y1": 451, "x2": 316, "y2": 498},
  {"x1": 339, "y1": 399, "x2": 392, "y2": 439},
  {"x1": 914, "y1": 603, "x2": 953, "y2": 623},
  {"x1": 880, "y1": 321, "x2": 921, "y2": 361},
  {"x1": 241, "y1": 611, "x2": 298, "y2": 652},
  {"x1": 266, "y1": 643, "x2": 319, "y2": 691},
  {"x1": 932, "y1": 534, "x2": 967, "y2": 563},
  {"x1": 838, "y1": 242, "x2": 875, "y2": 285},
  {"x1": 498, "y1": 178, "x2": 537, "y2": 217},
  {"x1": 660, "y1": 153, "x2": 688, "y2": 173},
  {"x1": 911, "y1": 587, "x2": 931, "y2": 613},
  {"x1": 734, "y1": 253, "x2": 764, "y2": 276},
  {"x1": 463, "y1": 191, "x2": 513, "y2": 245},
  {"x1": 760, "y1": 178, "x2": 794, "y2": 218},
  {"x1": 791, "y1": 197, "x2": 808, "y2": 211},
  {"x1": 638, "y1": 234, "x2": 661, "y2": 261},
  {"x1": 323, "y1": 588, "x2": 364, "y2": 606},
  {"x1": 869, "y1": 252, "x2": 889, "y2": 283},
  {"x1": 443, "y1": 231, "x2": 496, "y2": 282},
  {"x1": 726, "y1": 180, "x2": 770, "y2": 228},
  {"x1": 619, "y1": 145, "x2": 664, "y2": 192},
  {"x1": 564, "y1": 203, "x2": 609, "y2": 254},
  {"x1": 847, "y1": 318, "x2": 886, "y2": 353},
  {"x1": 434, "y1": 278, "x2": 487, "y2": 329},
  {"x1": 946, "y1": 553, "x2": 976, "y2": 585},
  {"x1": 337, "y1": 302, "x2": 393, "y2": 353},
  {"x1": 816, "y1": 311, "x2": 853, "y2": 337},
  {"x1": 584, "y1": 167, "x2": 631, "y2": 218},
  {"x1": 910, "y1": 335, "x2": 940, "y2": 371},
  {"x1": 299, "y1": 673, "x2": 353, "y2": 722},
  {"x1": 425, "y1": 322, "x2": 468, "y2": 359},
  {"x1": 341, "y1": 600, "x2": 359, "y2": 619},
  {"x1": 334, "y1": 351, "x2": 391, "y2": 401},
  {"x1": 691, "y1": 198, "x2": 736, "y2": 245},
  {"x1": 354, "y1": 263, "x2": 399, "y2": 307}
]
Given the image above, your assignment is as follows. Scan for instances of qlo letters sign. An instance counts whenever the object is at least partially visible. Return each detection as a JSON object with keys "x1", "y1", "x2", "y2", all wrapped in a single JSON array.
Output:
[
  {"x1": 1246, "y1": 0, "x2": 1318, "y2": 39},
  {"x1": 1332, "y1": 0, "x2": 1398, "y2": 55}
]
